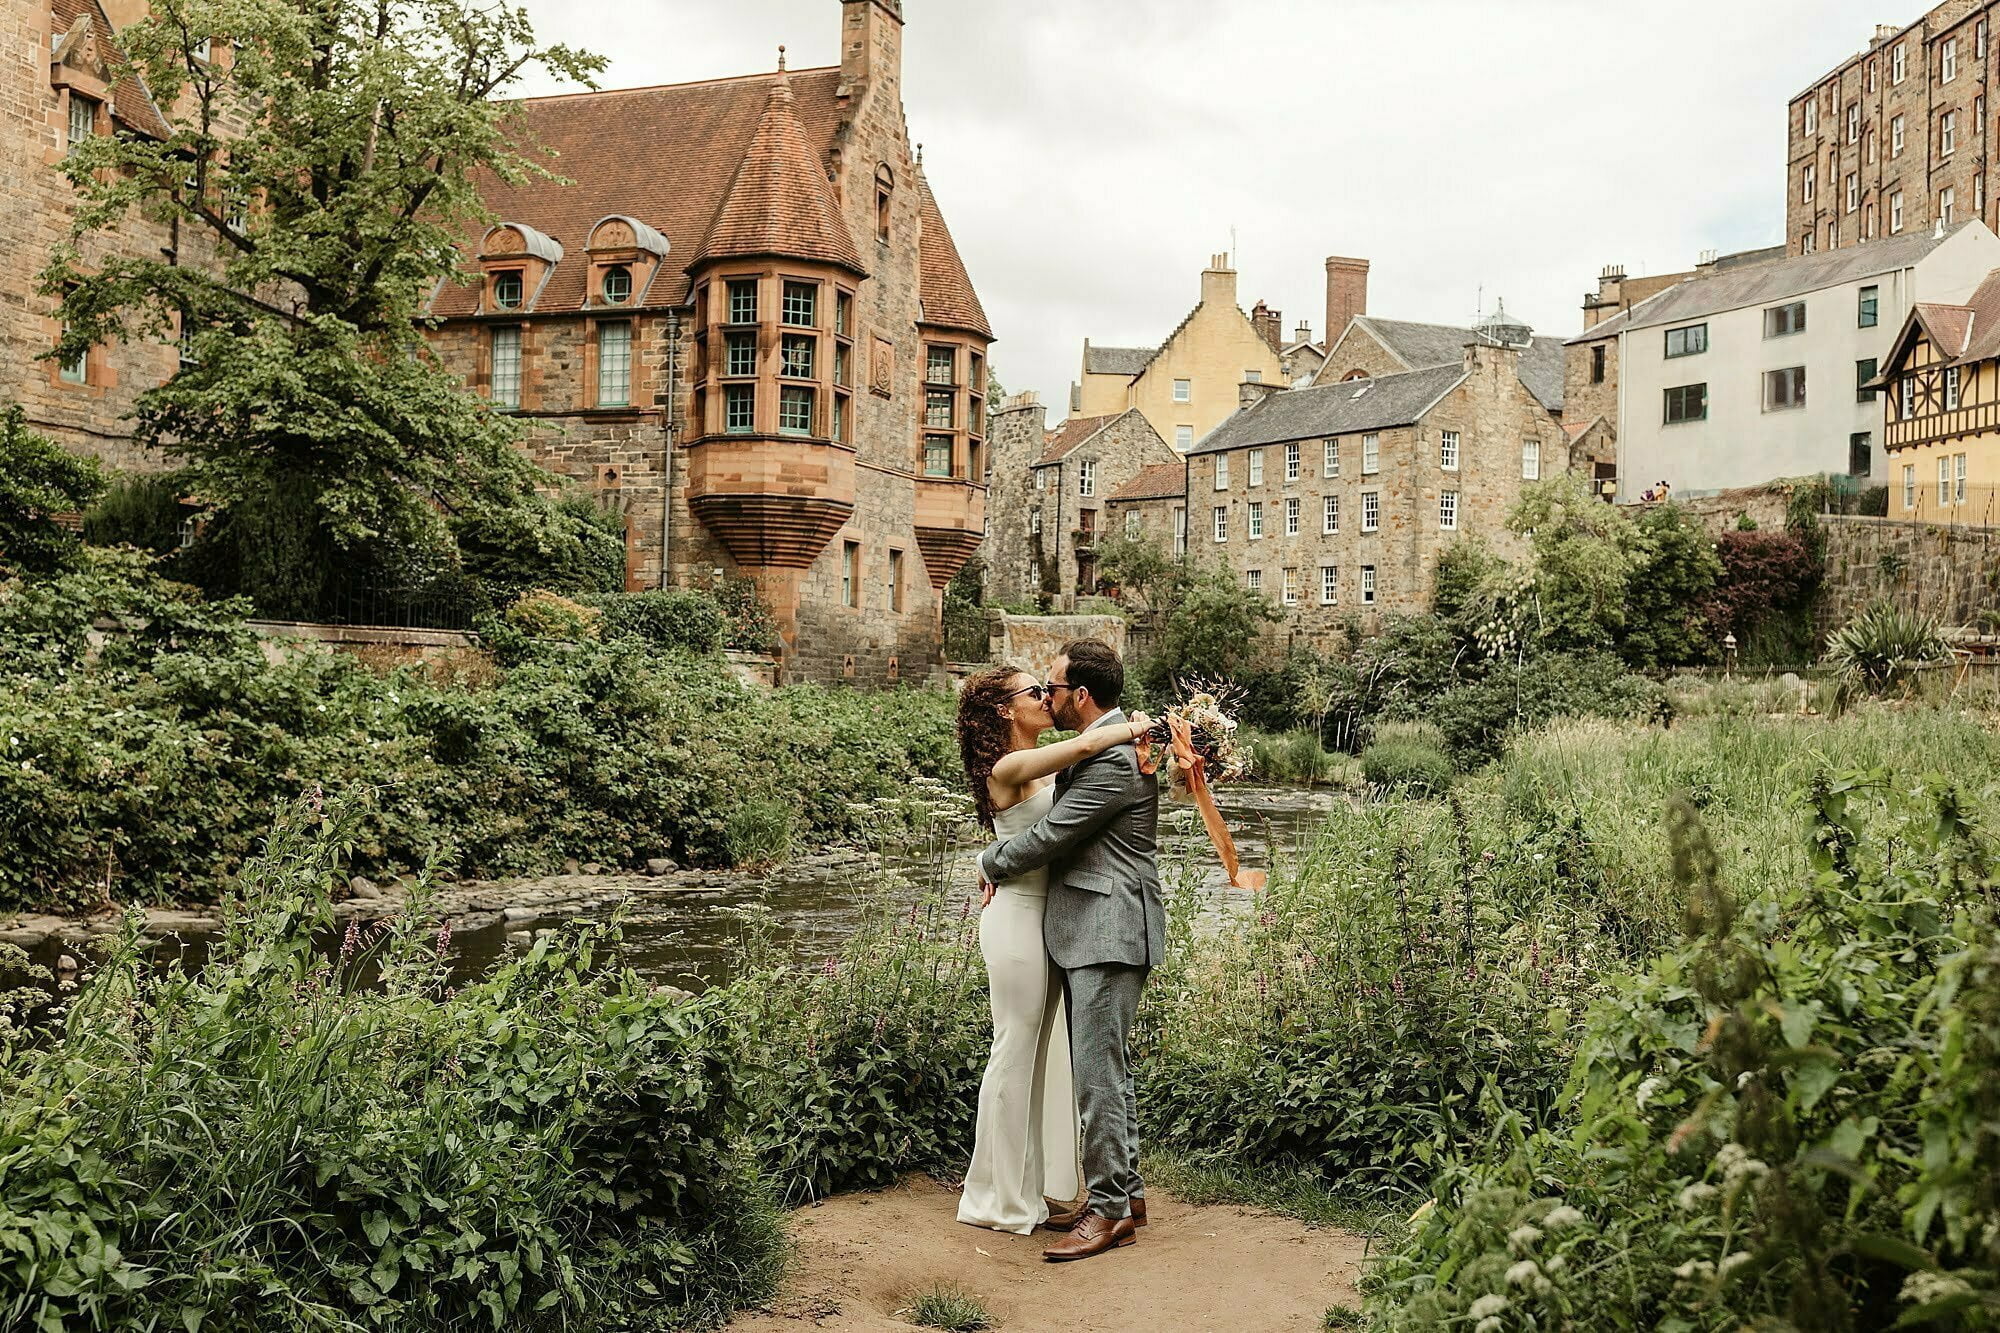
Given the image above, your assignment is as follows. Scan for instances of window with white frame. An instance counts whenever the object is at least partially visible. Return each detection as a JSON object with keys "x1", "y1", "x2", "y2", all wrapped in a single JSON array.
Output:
[
  {"x1": 597, "y1": 321, "x2": 632, "y2": 407},
  {"x1": 1957, "y1": 451, "x2": 1969, "y2": 502},
  {"x1": 1900, "y1": 375, "x2": 1916, "y2": 419},
  {"x1": 1282, "y1": 442, "x2": 1299, "y2": 480},
  {"x1": 1176, "y1": 425, "x2": 1193, "y2": 450},
  {"x1": 1440, "y1": 429, "x2": 1459, "y2": 470},
  {"x1": 1521, "y1": 439, "x2": 1541, "y2": 480},
  {"x1": 1362, "y1": 433, "x2": 1379, "y2": 474},
  {"x1": 1323, "y1": 439, "x2": 1339, "y2": 477},
  {"x1": 1848, "y1": 103, "x2": 1861, "y2": 142},
  {"x1": 1944, "y1": 36, "x2": 1959, "y2": 82},
  {"x1": 1802, "y1": 164, "x2": 1816, "y2": 202},
  {"x1": 1981, "y1": 17, "x2": 1989, "y2": 55},
  {"x1": 1284, "y1": 496, "x2": 1300, "y2": 536},
  {"x1": 1869, "y1": 59, "x2": 1878, "y2": 93},
  {"x1": 1248, "y1": 449, "x2": 1264, "y2": 487},
  {"x1": 1282, "y1": 568, "x2": 1299, "y2": 605},
  {"x1": 1942, "y1": 111, "x2": 1958, "y2": 157},
  {"x1": 1320, "y1": 565, "x2": 1337, "y2": 605},
  {"x1": 1904, "y1": 463, "x2": 1917, "y2": 509},
  {"x1": 490, "y1": 326, "x2": 522, "y2": 408},
  {"x1": 1361, "y1": 565, "x2": 1376, "y2": 605},
  {"x1": 1245, "y1": 569, "x2": 1262, "y2": 593},
  {"x1": 1322, "y1": 494, "x2": 1339, "y2": 534},
  {"x1": 1174, "y1": 507, "x2": 1187, "y2": 556},
  {"x1": 67, "y1": 95, "x2": 95, "y2": 152},
  {"x1": 1940, "y1": 456, "x2": 1953, "y2": 505},
  {"x1": 1030, "y1": 507, "x2": 1041, "y2": 536},
  {"x1": 1361, "y1": 491, "x2": 1379, "y2": 532},
  {"x1": 1248, "y1": 500, "x2": 1264, "y2": 539},
  {"x1": 1892, "y1": 115, "x2": 1906, "y2": 156},
  {"x1": 1212, "y1": 506, "x2": 1227, "y2": 542},
  {"x1": 1214, "y1": 455, "x2": 1229, "y2": 489},
  {"x1": 1804, "y1": 98, "x2": 1818, "y2": 136},
  {"x1": 1440, "y1": 490, "x2": 1458, "y2": 531},
  {"x1": 1894, "y1": 42, "x2": 1907, "y2": 83},
  {"x1": 1892, "y1": 191, "x2": 1906, "y2": 232},
  {"x1": 1036, "y1": 467, "x2": 1048, "y2": 492},
  {"x1": 1764, "y1": 301, "x2": 1807, "y2": 338},
  {"x1": 1764, "y1": 366, "x2": 1807, "y2": 411},
  {"x1": 1946, "y1": 365, "x2": 1963, "y2": 409},
  {"x1": 1847, "y1": 173, "x2": 1860, "y2": 213},
  {"x1": 1125, "y1": 510, "x2": 1141, "y2": 539},
  {"x1": 1942, "y1": 185, "x2": 1957, "y2": 225},
  {"x1": 1079, "y1": 460, "x2": 1096, "y2": 496},
  {"x1": 1173, "y1": 378, "x2": 1191, "y2": 403}
]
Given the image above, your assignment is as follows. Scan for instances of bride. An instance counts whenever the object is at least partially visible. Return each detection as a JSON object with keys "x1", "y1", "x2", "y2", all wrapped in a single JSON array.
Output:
[{"x1": 953, "y1": 665, "x2": 1152, "y2": 1234}]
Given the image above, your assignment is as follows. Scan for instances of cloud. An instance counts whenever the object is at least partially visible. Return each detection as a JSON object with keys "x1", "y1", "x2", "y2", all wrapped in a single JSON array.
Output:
[{"x1": 513, "y1": 0, "x2": 1889, "y2": 416}]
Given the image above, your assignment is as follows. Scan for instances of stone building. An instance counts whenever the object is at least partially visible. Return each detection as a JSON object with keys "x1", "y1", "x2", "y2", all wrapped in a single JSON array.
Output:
[
  {"x1": 424, "y1": 0, "x2": 991, "y2": 683},
  {"x1": 1872, "y1": 264, "x2": 2000, "y2": 520},
  {"x1": 1, "y1": 0, "x2": 194, "y2": 470},
  {"x1": 1102, "y1": 462, "x2": 1189, "y2": 559},
  {"x1": 1165, "y1": 336, "x2": 1572, "y2": 633},
  {"x1": 1567, "y1": 222, "x2": 2000, "y2": 501},
  {"x1": 1070, "y1": 255, "x2": 1289, "y2": 452},
  {"x1": 1786, "y1": 1, "x2": 2000, "y2": 257},
  {"x1": 984, "y1": 393, "x2": 1176, "y2": 609}
]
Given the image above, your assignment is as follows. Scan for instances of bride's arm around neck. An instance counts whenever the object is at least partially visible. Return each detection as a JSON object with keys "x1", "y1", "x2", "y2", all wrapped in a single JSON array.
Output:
[{"x1": 990, "y1": 711, "x2": 1151, "y2": 790}]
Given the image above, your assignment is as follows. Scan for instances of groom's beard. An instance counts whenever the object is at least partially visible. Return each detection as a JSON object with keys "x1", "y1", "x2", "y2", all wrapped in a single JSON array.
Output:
[{"x1": 1053, "y1": 699, "x2": 1081, "y2": 732}]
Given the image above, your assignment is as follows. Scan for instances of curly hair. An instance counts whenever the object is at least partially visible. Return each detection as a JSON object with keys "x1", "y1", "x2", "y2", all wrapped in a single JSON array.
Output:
[{"x1": 957, "y1": 664, "x2": 1029, "y2": 832}]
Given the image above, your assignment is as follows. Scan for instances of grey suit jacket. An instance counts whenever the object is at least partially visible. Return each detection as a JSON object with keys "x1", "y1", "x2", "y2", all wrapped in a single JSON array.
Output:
[{"x1": 978, "y1": 709, "x2": 1164, "y2": 970}]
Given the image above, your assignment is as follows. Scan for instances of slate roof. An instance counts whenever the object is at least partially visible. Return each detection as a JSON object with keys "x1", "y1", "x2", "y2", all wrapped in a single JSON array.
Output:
[
  {"x1": 1083, "y1": 344, "x2": 1155, "y2": 377},
  {"x1": 1107, "y1": 462, "x2": 1187, "y2": 503},
  {"x1": 1570, "y1": 226, "x2": 1966, "y2": 344},
  {"x1": 1189, "y1": 364, "x2": 1466, "y2": 456},
  {"x1": 1035, "y1": 413, "x2": 1118, "y2": 466},
  {"x1": 687, "y1": 69, "x2": 865, "y2": 275},
  {"x1": 53, "y1": 0, "x2": 172, "y2": 141},
  {"x1": 914, "y1": 165, "x2": 990, "y2": 337},
  {"x1": 1339, "y1": 317, "x2": 1567, "y2": 413}
]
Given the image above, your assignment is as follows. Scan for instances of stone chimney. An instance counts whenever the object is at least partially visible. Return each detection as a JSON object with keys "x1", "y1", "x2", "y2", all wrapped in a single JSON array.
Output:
[
  {"x1": 1238, "y1": 379, "x2": 1284, "y2": 412},
  {"x1": 837, "y1": 0, "x2": 904, "y2": 104},
  {"x1": 1325, "y1": 256, "x2": 1369, "y2": 343},
  {"x1": 1295, "y1": 321, "x2": 1314, "y2": 347},
  {"x1": 987, "y1": 390, "x2": 1050, "y2": 469},
  {"x1": 1199, "y1": 253, "x2": 1237, "y2": 310},
  {"x1": 1463, "y1": 337, "x2": 1523, "y2": 382},
  {"x1": 1250, "y1": 300, "x2": 1283, "y2": 353},
  {"x1": 1583, "y1": 264, "x2": 1625, "y2": 329}
]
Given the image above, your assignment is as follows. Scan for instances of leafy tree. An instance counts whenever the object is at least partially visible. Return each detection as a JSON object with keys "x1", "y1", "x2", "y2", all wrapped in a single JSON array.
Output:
[
  {"x1": 1616, "y1": 502, "x2": 1722, "y2": 668},
  {"x1": 44, "y1": 0, "x2": 603, "y2": 600},
  {"x1": 1506, "y1": 476, "x2": 1634, "y2": 654},
  {"x1": 1092, "y1": 532, "x2": 1180, "y2": 611},
  {"x1": 451, "y1": 491, "x2": 626, "y2": 601},
  {"x1": 0, "y1": 405, "x2": 106, "y2": 575}
]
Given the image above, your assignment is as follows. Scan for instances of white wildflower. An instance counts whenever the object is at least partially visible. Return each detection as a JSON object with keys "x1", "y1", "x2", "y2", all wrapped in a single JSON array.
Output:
[
  {"x1": 1545, "y1": 1254, "x2": 1568, "y2": 1275},
  {"x1": 1673, "y1": 1258, "x2": 1716, "y2": 1282},
  {"x1": 1718, "y1": 1251, "x2": 1754, "y2": 1281},
  {"x1": 1506, "y1": 1260, "x2": 1541, "y2": 1287},
  {"x1": 1468, "y1": 1294, "x2": 1510, "y2": 1319},
  {"x1": 1677, "y1": 1182, "x2": 1719, "y2": 1211},
  {"x1": 1714, "y1": 1143, "x2": 1747, "y2": 1173},
  {"x1": 1507, "y1": 1224, "x2": 1544, "y2": 1253},
  {"x1": 1543, "y1": 1205, "x2": 1586, "y2": 1231},
  {"x1": 1636, "y1": 1076, "x2": 1667, "y2": 1110},
  {"x1": 1901, "y1": 1271, "x2": 1973, "y2": 1305}
]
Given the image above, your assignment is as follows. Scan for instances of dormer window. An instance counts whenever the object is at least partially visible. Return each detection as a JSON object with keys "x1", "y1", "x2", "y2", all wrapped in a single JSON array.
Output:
[
  {"x1": 601, "y1": 264, "x2": 632, "y2": 305},
  {"x1": 493, "y1": 272, "x2": 524, "y2": 310},
  {"x1": 67, "y1": 95, "x2": 96, "y2": 152}
]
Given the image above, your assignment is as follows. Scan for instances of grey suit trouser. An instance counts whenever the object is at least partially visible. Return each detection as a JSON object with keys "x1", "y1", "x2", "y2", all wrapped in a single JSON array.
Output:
[{"x1": 1063, "y1": 962, "x2": 1149, "y2": 1219}]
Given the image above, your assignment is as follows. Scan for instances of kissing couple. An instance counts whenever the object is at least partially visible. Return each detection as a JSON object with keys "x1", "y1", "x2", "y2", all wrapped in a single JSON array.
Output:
[{"x1": 952, "y1": 638, "x2": 1164, "y2": 1262}]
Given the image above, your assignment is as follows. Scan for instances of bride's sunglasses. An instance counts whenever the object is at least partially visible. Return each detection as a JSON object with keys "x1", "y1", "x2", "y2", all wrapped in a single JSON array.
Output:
[{"x1": 1003, "y1": 683, "x2": 1049, "y2": 702}]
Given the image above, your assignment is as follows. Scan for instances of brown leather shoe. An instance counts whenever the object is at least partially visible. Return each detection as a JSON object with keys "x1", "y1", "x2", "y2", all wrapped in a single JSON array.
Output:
[
  {"x1": 1043, "y1": 1198, "x2": 1087, "y2": 1232},
  {"x1": 1132, "y1": 1196, "x2": 1148, "y2": 1227},
  {"x1": 1043, "y1": 1211, "x2": 1137, "y2": 1262}
]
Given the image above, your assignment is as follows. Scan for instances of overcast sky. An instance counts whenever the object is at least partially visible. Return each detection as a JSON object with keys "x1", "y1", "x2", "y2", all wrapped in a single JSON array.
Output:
[{"x1": 514, "y1": 0, "x2": 1905, "y2": 418}]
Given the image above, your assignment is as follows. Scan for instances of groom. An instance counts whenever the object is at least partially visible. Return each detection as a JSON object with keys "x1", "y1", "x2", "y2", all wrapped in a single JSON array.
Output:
[{"x1": 977, "y1": 638, "x2": 1163, "y2": 1262}]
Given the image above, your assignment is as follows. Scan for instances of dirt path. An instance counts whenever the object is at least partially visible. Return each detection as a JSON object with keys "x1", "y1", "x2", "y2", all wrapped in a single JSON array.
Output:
[{"x1": 727, "y1": 1177, "x2": 1369, "y2": 1332}]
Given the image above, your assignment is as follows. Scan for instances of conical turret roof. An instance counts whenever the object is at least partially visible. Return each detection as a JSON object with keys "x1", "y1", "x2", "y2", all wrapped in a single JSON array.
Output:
[
  {"x1": 914, "y1": 164, "x2": 992, "y2": 339},
  {"x1": 688, "y1": 67, "x2": 866, "y2": 275}
]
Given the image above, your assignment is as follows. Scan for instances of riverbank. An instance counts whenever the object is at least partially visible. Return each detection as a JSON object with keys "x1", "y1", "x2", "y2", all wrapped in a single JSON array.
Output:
[{"x1": 725, "y1": 1176, "x2": 1368, "y2": 1333}]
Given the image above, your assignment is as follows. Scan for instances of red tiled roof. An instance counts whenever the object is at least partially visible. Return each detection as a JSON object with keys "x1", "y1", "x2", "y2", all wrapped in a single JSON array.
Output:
[
  {"x1": 914, "y1": 165, "x2": 990, "y2": 338},
  {"x1": 1956, "y1": 269, "x2": 2000, "y2": 364},
  {"x1": 1106, "y1": 462, "x2": 1186, "y2": 503},
  {"x1": 688, "y1": 69, "x2": 864, "y2": 275},
  {"x1": 53, "y1": 0, "x2": 172, "y2": 141},
  {"x1": 433, "y1": 67, "x2": 851, "y2": 317},
  {"x1": 1915, "y1": 302, "x2": 1975, "y2": 359},
  {"x1": 1035, "y1": 413, "x2": 1117, "y2": 466}
]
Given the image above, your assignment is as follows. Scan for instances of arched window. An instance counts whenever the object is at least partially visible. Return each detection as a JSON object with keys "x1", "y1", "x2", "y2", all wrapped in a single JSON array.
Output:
[{"x1": 875, "y1": 164, "x2": 895, "y2": 242}]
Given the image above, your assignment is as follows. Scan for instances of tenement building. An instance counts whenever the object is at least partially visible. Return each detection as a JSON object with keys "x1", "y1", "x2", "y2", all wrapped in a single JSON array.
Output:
[
  {"x1": 1070, "y1": 255, "x2": 1290, "y2": 452},
  {"x1": 1567, "y1": 222, "x2": 2000, "y2": 499},
  {"x1": 984, "y1": 393, "x2": 1176, "y2": 609},
  {"x1": 2, "y1": 0, "x2": 209, "y2": 469},
  {"x1": 426, "y1": 0, "x2": 991, "y2": 682},
  {"x1": 1787, "y1": 0, "x2": 2000, "y2": 256},
  {"x1": 1175, "y1": 334, "x2": 1572, "y2": 632},
  {"x1": 1872, "y1": 264, "x2": 2000, "y2": 519}
]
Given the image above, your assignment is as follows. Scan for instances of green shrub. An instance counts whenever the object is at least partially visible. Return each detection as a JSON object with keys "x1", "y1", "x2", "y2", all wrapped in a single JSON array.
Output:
[
  {"x1": 80, "y1": 472, "x2": 187, "y2": 555},
  {"x1": 1824, "y1": 602, "x2": 1952, "y2": 696},
  {"x1": 451, "y1": 489, "x2": 626, "y2": 602},
  {"x1": 726, "y1": 798, "x2": 795, "y2": 865},
  {"x1": 1361, "y1": 726, "x2": 1455, "y2": 795},
  {"x1": 505, "y1": 588, "x2": 602, "y2": 640},
  {"x1": 1246, "y1": 729, "x2": 1355, "y2": 785},
  {"x1": 0, "y1": 403, "x2": 105, "y2": 576},
  {"x1": 0, "y1": 795, "x2": 782, "y2": 1333},
  {"x1": 597, "y1": 588, "x2": 727, "y2": 655},
  {"x1": 712, "y1": 572, "x2": 782, "y2": 654},
  {"x1": 1430, "y1": 653, "x2": 1667, "y2": 767},
  {"x1": 906, "y1": 1283, "x2": 994, "y2": 1331}
]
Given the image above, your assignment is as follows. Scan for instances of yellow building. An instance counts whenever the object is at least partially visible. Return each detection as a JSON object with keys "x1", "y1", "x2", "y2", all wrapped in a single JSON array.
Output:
[
  {"x1": 1071, "y1": 254, "x2": 1288, "y2": 453},
  {"x1": 1877, "y1": 269, "x2": 2000, "y2": 523}
]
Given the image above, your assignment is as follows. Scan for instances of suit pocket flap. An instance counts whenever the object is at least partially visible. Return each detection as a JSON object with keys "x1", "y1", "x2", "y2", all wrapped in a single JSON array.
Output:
[{"x1": 1063, "y1": 871, "x2": 1117, "y2": 896}]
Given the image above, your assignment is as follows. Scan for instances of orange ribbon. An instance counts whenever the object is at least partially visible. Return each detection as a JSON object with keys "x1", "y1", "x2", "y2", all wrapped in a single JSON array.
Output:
[{"x1": 1152, "y1": 716, "x2": 1266, "y2": 892}]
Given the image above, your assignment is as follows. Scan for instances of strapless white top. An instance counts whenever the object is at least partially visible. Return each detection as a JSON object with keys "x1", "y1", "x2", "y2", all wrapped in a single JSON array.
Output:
[{"x1": 989, "y1": 784, "x2": 1054, "y2": 897}]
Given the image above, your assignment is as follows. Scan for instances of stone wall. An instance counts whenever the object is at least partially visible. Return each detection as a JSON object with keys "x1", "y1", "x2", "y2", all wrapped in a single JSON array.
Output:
[
  {"x1": 1820, "y1": 512, "x2": 2000, "y2": 628},
  {"x1": 984, "y1": 609, "x2": 1126, "y2": 682},
  {"x1": 983, "y1": 393, "x2": 1050, "y2": 605},
  {"x1": 1654, "y1": 482, "x2": 1796, "y2": 537}
]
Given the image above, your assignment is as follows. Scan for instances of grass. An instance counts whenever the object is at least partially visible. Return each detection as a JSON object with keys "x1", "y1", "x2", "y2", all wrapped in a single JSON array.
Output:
[
  {"x1": 904, "y1": 1282, "x2": 995, "y2": 1331},
  {"x1": 1245, "y1": 729, "x2": 1360, "y2": 786},
  {"x1": 1138, "y1": 1153, "x2": 1411, "y2": 1241}
]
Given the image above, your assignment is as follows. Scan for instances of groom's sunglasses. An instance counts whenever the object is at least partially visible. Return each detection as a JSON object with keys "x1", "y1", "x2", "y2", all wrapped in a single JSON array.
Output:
[{"x1": 1004, "y1": 684, "x2": 1049, "y2": 702}]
